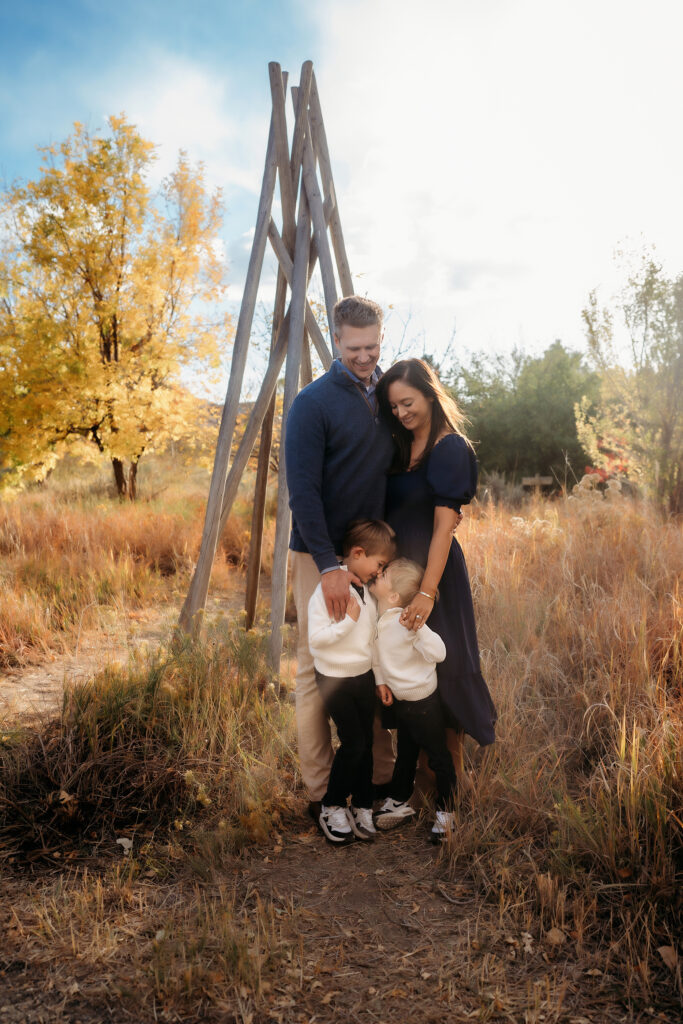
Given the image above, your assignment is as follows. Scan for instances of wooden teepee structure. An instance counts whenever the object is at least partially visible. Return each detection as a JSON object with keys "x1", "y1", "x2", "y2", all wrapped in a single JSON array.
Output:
[{"x1": 179, "y1": 61, "x2": 353, "y2": 671}]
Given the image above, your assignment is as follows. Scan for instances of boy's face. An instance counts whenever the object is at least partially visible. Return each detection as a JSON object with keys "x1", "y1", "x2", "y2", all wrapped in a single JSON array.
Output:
[
  {"x1": 334, "y1": 323, "x2": 382, "y2": 385},
  {"x1": 346, "y1": 546, "x2": 390, "y2": 584}
]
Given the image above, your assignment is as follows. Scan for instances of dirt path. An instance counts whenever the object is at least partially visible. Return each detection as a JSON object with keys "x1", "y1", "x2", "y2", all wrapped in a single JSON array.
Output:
[
  {"x1": 0, "y1": 578, "x2": 264, "y2": 721},
  {"x1": 0, "y1": 823, "x2": 656, "y2": 1024}
]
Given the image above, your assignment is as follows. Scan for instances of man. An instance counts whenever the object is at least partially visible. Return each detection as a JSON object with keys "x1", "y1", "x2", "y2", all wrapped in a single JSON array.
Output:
[{"x1": 285, "y1": 295, "x2": 396, "y2": 821}]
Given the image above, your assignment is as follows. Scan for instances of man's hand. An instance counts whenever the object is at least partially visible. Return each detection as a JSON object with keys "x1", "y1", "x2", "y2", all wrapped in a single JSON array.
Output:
[
  {"x1": 321, "y1": 568, "x2": 352, "y2": 622},
  {"x1": 346, "y1": 596, "x2": 360, "y2": 621},
  {"x1": 377, "y1": 683, "x2": 394, "y2": 706}
]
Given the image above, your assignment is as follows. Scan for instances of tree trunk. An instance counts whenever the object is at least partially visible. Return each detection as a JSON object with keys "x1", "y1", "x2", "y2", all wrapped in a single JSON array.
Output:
[
  {"x1": 128, "y1": 458, "x2": 139, "y2": 501},
  {"x1": 111, "y1": 457, "x2": 140, "y2": 500},
  {"x1": 112, "y1": 458, "x2": 127, "y2": 498}
]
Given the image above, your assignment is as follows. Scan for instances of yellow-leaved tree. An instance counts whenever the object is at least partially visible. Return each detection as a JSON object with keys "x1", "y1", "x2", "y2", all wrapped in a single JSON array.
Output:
[{"x1": 0, "y1": 115, "x2": 229, "y2": 498}]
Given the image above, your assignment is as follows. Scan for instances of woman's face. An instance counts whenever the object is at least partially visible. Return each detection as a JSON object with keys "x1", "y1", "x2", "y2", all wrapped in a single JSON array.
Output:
[{"x1": 386, "y1": 379, "x2": 433, "y2": 434}]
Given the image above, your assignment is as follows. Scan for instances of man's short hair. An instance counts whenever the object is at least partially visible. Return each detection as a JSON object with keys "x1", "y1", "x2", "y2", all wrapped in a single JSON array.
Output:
[
  {"x1": 387, "y1": 557, "x2": 435, "y2": 608},
  {"x1": 342, "y1": 519, "x2": 396, "y2": 557},
  {"x1": 333, "y1": 295, "x2": 384, "y2": 336}
]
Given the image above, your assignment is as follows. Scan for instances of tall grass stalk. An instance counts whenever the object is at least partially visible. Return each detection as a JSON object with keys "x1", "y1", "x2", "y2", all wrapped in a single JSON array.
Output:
[{"x1": 449, "y1": 493, "x2": 682, "y2": 996}]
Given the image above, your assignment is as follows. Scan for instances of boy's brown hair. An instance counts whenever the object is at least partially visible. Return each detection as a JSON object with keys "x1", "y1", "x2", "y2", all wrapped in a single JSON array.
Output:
[
  {"x1": 333, "y1": 295, "x2": 383, "y2": 335},
  {"x1": 342, "y1": 519, "x2": 396, "y2": 558},
  {"x1": 386, "y1": 557, "x2": 435, "y2": 608}
]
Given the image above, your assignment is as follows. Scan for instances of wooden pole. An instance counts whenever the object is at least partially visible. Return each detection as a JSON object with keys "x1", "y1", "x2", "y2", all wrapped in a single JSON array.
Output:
[
  {"x1": 216, "y1": 308, "x2": 291, "y2": 537},
  {"x1": 301, "y1": 118, "x2": 338, "y2": 351},
  {"x1": 179, "y1": 81, "x2": 282, "y2": 635},
  {"x1": 268, "y1": 182, "x2": 311, "y2": 671},
  {"x1": 309, "y1": 73, "x2": 354, "y2": 297},
  {"x1": 244, "y1": 265, "x2": 287, "y2": 630},
  {"x1": 300, "y1": 334, "x2": 313, "y2": 388},
  {"x1": 269, "y1": 63, "x2": 296, "y2": 248},
  {"x1": 289, "y1": 66, "x2": 313, "y2": 197},
  {"x1": 267, "y1": 219, "x2": 332, "y2": 369},
  {"x1": 244, "y1": 62, "x2": 320, "y2": 630}
]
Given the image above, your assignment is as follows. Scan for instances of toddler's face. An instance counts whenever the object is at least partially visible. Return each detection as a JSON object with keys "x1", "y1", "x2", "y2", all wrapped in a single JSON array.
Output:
[{"x1": 369, "y1": 566, "x2": 396, "y2": 602}]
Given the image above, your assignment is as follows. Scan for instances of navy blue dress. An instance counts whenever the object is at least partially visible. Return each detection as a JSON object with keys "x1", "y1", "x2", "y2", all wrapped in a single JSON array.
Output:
[{"x1": 385, "y1": 434, "x2": 497, "y2": 746}]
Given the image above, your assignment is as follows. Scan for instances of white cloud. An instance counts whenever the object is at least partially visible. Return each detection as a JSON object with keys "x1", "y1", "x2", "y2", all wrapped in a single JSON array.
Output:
[
  {"x1": 90, "y1": 51, "x2": 269, "y2": 197},
  {"x1": 51, "y1": 3, "x2": 683, "y2": 368},
  {"x1": 309, "y1": 0, "x2": 683, "y2": 355}
]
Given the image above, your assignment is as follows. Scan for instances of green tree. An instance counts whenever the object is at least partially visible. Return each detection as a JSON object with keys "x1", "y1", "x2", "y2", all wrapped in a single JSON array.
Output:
[
  {"x1": 451, "y1": 341, "x2": 599, "y2": 482},
  {"x1": 576, "y1": 253, "x2": 683, "y2": 512},
  {"x1": 0, "y1": 116, "x2": 229, "y2": 498}
]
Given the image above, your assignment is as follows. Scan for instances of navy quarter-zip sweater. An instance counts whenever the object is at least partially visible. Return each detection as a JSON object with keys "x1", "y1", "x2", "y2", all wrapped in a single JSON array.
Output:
[{"x1": 285, "y1": 359, "x2": 394, "y2": 573}]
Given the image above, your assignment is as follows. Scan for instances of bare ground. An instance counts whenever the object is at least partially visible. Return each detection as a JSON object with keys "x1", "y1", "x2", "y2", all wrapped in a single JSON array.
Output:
[
  {"x1": 0, "y1": 581, "x2": 255, "y2": 721},
  {"x1": 1, "y1": 819, "x2": 676, "y2": 1024}
]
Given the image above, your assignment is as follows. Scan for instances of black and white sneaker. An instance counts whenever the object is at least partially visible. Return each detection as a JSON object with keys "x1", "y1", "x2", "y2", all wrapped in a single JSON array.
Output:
[
  {"x1": 374, "y1": 798, "x2": 417, "y2": 831},
  {"x1": 347, "y1": 805, "x2": 376, "y2": 840},
  {"x1": 319, "y1": 804, "x2": 355, "y2": 844},
  {"x1": 430, "y1": 810, "x2": 456, "y2": 844}
]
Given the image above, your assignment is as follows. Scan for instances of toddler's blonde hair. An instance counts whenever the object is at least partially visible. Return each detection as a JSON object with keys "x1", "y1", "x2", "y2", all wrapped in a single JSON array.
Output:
[{"x1": 387, "y1": 557, "x2": 434, "y2": 608}]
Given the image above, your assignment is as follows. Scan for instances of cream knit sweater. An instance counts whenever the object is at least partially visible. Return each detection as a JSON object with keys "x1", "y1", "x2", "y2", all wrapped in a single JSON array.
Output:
[
  {"x1": 372, "y1": 607, "x2": 446, "y2": 702},
  {"x1": 308, "y1": 575, "x2": 378, "y2": 678}
]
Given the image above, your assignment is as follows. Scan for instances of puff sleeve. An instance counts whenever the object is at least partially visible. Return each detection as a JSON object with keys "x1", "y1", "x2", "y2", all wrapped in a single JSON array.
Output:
[{"x1": 425, "y1": 434, "x2": 478, "y2": 510}]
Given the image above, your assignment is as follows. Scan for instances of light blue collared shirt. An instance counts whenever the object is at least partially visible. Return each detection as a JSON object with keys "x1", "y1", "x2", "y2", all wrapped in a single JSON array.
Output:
[{"x1": 337, "y1": 360, "x2": 380, "y2": 413}]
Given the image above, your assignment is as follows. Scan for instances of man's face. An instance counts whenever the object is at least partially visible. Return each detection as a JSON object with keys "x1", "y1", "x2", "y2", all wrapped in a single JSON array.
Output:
[{"x1": 334, "y1": 323, "x2": 382, "y2": 384}]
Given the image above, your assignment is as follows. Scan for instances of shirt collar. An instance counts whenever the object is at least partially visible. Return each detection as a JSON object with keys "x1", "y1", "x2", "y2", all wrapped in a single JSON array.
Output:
[
  {"x1": 337, "y1": 359, "x2": 380, "y2": 391},
  {"x1": 378, "y1": 606, "x2": 403, "y2": 624}
]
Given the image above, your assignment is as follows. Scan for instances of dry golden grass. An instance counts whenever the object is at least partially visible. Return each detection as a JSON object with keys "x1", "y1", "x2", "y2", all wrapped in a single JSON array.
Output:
[
  {"x1": 0, "y1": 478, "x2": 680, "y2": 1021},
  {"x1": 0, "y1": 460, "x2": 275, "y2": 668},
  {"x1": 444, "y1": 491, "x2": 682, "y2": 1009}
]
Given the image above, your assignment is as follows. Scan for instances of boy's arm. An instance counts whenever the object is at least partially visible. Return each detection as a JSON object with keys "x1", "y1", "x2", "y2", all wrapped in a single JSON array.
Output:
[
  {"x1": 308, "y1": 590, "x2": 359, "y2": 648},
  {"x1": 412, "y1": 622, "x2": 447, "y2": 664},
  {"x1": 372, "y1": 641, "x2": 393, "y2": 705}
]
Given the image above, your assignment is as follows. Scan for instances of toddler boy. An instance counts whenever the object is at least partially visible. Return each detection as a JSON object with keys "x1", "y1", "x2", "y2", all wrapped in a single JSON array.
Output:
[
  {"x1": 370, "y1": 558, "x2": 457, "y2": 842},
  {"x1": 308, "y1": 520, "x2": 396, "y2": 844}
]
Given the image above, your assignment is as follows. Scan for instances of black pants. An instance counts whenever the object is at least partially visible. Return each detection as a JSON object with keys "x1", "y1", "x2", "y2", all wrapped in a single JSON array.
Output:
[
  {"x1": 390, "y1": 690, "x2": 457, "y2": 810},
  {"x1": 315, "y1": 668, "x2": 375, "y2": 809}
]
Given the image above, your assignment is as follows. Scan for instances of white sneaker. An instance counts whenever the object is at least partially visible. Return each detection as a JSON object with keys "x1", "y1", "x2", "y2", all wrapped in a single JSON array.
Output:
[
  {"x1": 347, "y1": 805, "x2": 376, "y2": 840},
  {"x1": 319, "y1": 805, "x2": 354, "y2": 844},
  {"x1": 430, "y1": 810, "x2": 456, "y2": 843},
  {"x1": 374, "y1": 797, "x2": 417, "y2": 831}
]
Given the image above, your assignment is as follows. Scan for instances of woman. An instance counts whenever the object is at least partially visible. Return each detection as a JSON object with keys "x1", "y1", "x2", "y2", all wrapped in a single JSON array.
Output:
[{"x1": 375, "y1": 359, "x2": 496, "y2": 779}]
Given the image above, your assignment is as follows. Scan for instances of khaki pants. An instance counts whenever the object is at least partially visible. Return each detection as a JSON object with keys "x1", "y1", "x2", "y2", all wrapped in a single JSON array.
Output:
[{"x1": 290, "y1": 550, "x2": 395, "y2": 801}]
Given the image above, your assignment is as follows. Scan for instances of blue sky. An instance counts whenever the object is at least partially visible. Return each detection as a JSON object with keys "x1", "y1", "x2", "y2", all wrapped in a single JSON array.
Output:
[
  {"x1": 2, "y1": 0, "x2": 683, "y2": 386},
  {"x1": 0, "y1": 0, "x2": 311, "y2": 174}
]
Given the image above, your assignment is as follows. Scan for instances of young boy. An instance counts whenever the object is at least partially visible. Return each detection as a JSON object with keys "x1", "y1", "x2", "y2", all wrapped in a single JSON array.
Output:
[
  {"x1": 308, "y1": 519, "x2": 396, "y2": 844},
  {"x1": 370, "y1": 558, "x2": 458, "y2": 843}
]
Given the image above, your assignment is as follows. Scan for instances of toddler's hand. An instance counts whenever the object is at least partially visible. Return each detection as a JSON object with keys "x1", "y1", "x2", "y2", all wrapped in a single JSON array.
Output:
[
  {"x1": 377, "y1": 683, "x2": 394, "y2": 706},
  {"x1": 346, "y1": 596, "x2": 361, "y2": 621}
]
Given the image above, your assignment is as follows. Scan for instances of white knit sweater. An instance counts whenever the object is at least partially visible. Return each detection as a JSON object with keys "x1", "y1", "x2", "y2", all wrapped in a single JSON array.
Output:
[
  {"x1": 308, "y1": 576, "x2": 378, "y2": 677},
  {"x1": 372, "y1": 607, "x2": 446, "y2": 702}
]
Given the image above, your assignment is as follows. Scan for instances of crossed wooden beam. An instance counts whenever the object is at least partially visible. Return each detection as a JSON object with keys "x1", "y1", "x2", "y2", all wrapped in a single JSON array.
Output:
[{"x1": 179, "y1": 62, "x2": 353, "y2": 672}]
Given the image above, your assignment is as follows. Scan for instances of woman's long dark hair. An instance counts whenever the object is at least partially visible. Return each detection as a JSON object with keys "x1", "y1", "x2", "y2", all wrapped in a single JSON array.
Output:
[{"x1": 376, "y1": 359, "x2": 471, "y2": 472}]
